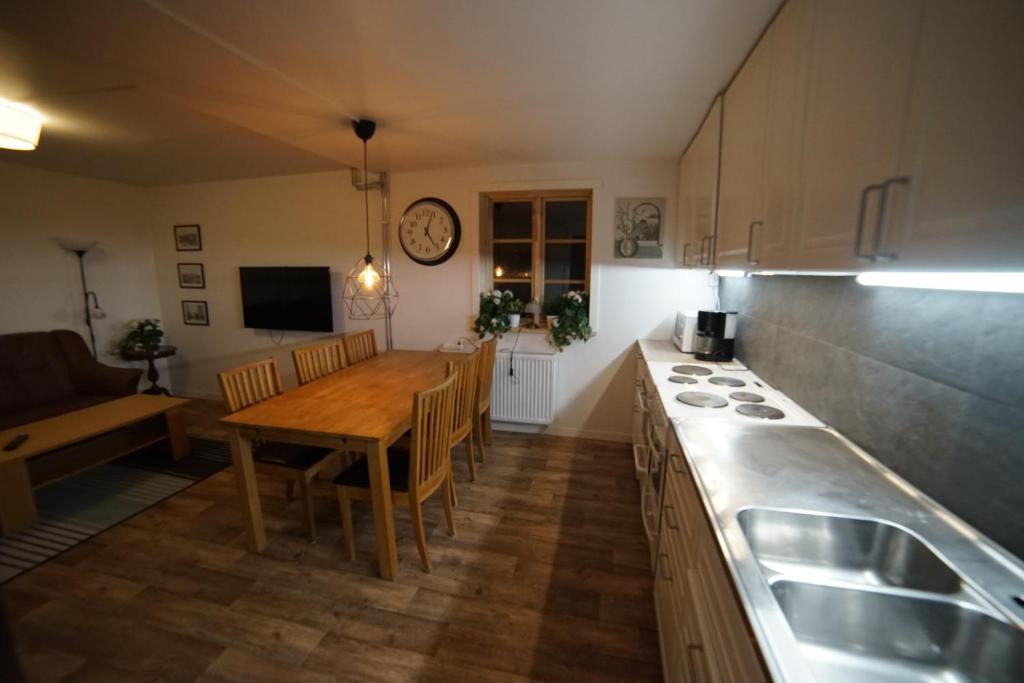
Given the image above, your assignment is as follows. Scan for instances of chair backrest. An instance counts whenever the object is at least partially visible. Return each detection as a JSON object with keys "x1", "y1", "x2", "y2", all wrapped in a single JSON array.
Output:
[
  {"x1": 292, "y1": 339, "x2": 347, "y2": 385},
  {"x1": 218, "y1": 358, "x2": 283, "y2": 413},
  {"x1": 446, "y1": 350, "x2": 480, "y2": 445},
  {"x1": 408, "y1": 373, "x2": 457, "y2": 497},
  {"x1": 343, "y1": 329, "x2": 377, "y2": 365},
  {"x1": 476, "y1": 337, "x2": 498, "y2": 412}
]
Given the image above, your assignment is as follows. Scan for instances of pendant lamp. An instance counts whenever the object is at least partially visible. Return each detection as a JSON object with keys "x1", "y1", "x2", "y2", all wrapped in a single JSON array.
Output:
[{"x1": 342, "y1": 119, "x2": 397, "y2": 319}]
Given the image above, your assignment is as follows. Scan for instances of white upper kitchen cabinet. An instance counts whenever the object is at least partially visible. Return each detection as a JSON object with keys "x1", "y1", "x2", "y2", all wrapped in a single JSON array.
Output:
[
  {"x1": 716, "y1": 25, "x2": 772, "y2": 269},
  {"x1": 755, "y1": 0, "x2": 812, "y2": 269},
  {"x1": 716, "y1": 0, "x2": 812, "y2": 271},
  {"x1": 879, "y1": 0, "x2": 1024, "y2": 270},
  {"x1": 789, "y1": 0, "x2": 924, "y2": 271},
  {"x1": 675, "y1": 96, "x2": 722, "y2": 269}
]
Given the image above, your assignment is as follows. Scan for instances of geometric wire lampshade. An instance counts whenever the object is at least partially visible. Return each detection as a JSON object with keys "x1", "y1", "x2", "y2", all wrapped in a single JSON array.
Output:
[
  {"x1": 341, "y1": 118, "x2": 398, "y2": 321},
  {"x1": 342, "y1": 254, "x2": 398, "y2": 320}
]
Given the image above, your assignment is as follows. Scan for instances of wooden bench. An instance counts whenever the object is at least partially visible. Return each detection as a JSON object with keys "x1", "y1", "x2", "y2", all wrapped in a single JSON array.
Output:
[{"x1": 0, "y1": 394, "x2": 189, "y2": 535}]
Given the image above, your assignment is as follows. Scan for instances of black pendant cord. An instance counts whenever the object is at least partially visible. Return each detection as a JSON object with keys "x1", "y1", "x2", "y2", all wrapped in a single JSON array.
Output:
[{"x1": 363, "y1": 138, "x2": 371, "y2": 258}]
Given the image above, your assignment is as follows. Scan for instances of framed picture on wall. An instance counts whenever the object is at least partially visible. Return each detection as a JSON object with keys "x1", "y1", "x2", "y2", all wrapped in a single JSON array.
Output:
[
  {"x1": 182, "y1": 300, "x2": 210, "y2": 326},
  {"x1": 174, "y1": 224, "x2": 202, "y2": 251},
  {"x1": 614, "y1": 198, "x2": 664, "y2": 258},
  {"x1": 177, "y1": 263, "x2": 205, "y2": 289}
]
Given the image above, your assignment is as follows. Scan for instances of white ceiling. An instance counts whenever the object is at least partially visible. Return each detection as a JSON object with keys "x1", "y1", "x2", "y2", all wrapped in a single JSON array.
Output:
[{"x1": 0, "y1": 0, "x2": 779, "y2": 186}]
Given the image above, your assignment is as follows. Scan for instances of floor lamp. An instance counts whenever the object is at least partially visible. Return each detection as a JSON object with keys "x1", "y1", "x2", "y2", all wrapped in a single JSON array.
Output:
[{"x1": 58, "y1": 240, "x2": 106, "y2": 359}]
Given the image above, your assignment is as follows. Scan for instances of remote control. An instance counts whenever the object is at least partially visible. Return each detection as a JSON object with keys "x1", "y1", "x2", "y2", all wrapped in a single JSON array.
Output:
[{"x1": 3, "y1": 434, "x2": 29, "y2": 451}]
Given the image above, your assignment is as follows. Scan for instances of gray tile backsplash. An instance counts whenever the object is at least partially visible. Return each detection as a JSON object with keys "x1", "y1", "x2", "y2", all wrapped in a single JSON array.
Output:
[{"x1": 720, "y1": 275, "x2": 1024, "y2": 559}]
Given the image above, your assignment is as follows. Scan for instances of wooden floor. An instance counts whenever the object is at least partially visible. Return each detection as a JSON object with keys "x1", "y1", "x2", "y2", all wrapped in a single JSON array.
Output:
[{"x1": 2, "y1": 399, "x2": 661, "y2": 682}]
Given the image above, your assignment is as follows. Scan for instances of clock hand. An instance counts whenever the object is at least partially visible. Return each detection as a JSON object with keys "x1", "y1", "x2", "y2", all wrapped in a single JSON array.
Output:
[{"x1": 423, "y1": 215, "x2": 439, "y2": 246}]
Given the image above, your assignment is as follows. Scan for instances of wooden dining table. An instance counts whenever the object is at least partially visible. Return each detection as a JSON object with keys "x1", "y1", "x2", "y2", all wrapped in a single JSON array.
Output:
[{"x1": 219, "y1": 349, "x2": 452, "y2": 579}]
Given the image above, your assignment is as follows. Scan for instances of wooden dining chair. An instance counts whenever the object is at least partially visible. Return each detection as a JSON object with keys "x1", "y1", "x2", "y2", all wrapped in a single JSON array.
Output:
[
  {"x1": 292, "y1": 339, "x2": 347, "y2": 385},
  {"x1": 335, "y1": 373, "x2": 457, "y2": 573},
  {"x1": 343, "y1": 329, "x2": 377, "y2": 365},
  {"x1": 447, "y1": 351, "x2": 481, "y2": 482},
  {"x1": 218, "y1": 357, "x2": 339, "y2": 543},
  {"x1": 474, "y1": 337, "x2": 498, "y2": 460}
]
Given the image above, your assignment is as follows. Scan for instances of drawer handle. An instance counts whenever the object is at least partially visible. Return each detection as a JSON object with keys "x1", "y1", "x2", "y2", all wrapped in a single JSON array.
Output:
[
  {"x1": 664, "y1": 504, "x2": 679, "y2": 530},
  {"x1": 669, "y1": 450, "x2": 685, "y2": 474},
  {"x1": 682, "y1": 241, "x2": 692, "y2": 266},
  {"x1": 687, "y1": 644, "x2": 707, "y2": 682},
  {"x1": 658, "y1": 553, "x2": 673, "y2": 581}
]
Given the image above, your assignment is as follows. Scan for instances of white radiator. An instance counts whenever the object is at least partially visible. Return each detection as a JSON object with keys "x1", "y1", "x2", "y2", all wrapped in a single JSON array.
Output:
[{"x1": 491, "y1": 352, "x2": 556, "y2": 424}]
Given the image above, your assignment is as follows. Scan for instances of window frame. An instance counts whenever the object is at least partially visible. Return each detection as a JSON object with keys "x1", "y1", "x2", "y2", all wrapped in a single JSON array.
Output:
[{"x1": 484, "y1": 189, "x2": 593, "y2": 306}]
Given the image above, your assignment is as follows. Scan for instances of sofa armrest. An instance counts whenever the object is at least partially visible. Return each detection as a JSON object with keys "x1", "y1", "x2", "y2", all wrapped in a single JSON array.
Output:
[
  {"x1": 78, "y1": 363, "x2": 143, "y2": 396},
  {"x1": 54, "y1": 330, "x2": 142, "y2": 397}
]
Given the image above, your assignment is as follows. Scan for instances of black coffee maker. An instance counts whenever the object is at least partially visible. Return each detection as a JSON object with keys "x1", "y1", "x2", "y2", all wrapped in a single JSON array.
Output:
[{"x1": 694, "y1": 310, "x2": 738, "y2": 362}]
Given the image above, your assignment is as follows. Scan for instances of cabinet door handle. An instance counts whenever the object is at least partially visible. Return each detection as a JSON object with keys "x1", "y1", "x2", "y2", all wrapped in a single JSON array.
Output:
[
  {"x1": 746, "y1": 221, "x2": 763, "y2": 265},
  {"x1": 682, "y1": 241, "x2": 692, "y2": 267},
  {"x1": 664, "y1": 504, "x2": 679, "y2": 530},
  {"x1": 669, "y1": 449, "x2": 685, "y2": 474},
  {"x1": 658, "y1": 553, "x2": 673, "y2": 581},
  {"x1": 687, "y1": 644, "x2": 708, "y2": 682},
  {"x1": 854, "y1": 184, "x2": 884, "y2": 260},
  {"x1": 699, "y1": 235, "x2": 711, "y2": 265},
  {"x1": 873, "y1": 176, "x2": 910, "y2": 261}
]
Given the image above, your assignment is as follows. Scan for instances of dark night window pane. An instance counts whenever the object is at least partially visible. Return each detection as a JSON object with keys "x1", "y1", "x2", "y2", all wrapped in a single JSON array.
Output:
[
  {"x1": 544, "y1": 200, "x2": 588, "y2": 239},
  {"x1": 493, "y1": 202, "x2": 532, "y2": 239},
  {"x1": 494, "y1": 282, "x2": 532, "y2": 302},
  {"x1": 493, "y1": 243, "x2": 532, "y2": 279},
  {"x1": 544, "y1": 243, "x2": 586, "y2": 281}
]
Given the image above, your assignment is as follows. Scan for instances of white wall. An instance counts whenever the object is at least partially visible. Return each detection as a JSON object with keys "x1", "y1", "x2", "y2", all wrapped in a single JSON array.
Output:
[
  {"x1": 0, "y1": 161, "x2": 160, "y2": 374},
  {"x1": 388, "y1": 160, "x2": 714, "y2": 441},
  {"x1": 1, "y1": 158, "x2": 713, "y2": 442},
  {"x1": 149, "y1": 171, "x2": 385, "y2": 397}
]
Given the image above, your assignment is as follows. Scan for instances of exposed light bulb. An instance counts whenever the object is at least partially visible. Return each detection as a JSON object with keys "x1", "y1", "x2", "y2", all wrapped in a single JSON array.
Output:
[
  {"x1": 494, "y1": 266, "x2": 505, "y2": 278},
  {"x1": 359, "y1": 262, "x2": 380, "y2": 289}
]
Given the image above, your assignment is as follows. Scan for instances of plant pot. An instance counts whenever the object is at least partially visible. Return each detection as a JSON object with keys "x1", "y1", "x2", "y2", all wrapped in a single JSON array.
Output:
[{"x1": 508, "y1": 313, "x2": 521, "y2": 328}]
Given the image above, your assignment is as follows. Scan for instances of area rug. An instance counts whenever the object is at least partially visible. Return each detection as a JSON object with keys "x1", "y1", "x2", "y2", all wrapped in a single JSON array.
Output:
[{"x1": 0, "y1": 438, "x2": 230, "y2": 583}]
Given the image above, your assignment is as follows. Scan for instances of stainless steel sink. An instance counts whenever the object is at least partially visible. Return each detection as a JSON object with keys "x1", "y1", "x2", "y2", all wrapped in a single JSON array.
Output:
[
  {"x1": 771, "y1": 580, "x2": 1024, "y2": 683},
  {"x1": 738, "y1": 507, "x2": 962, "y2": 593}
]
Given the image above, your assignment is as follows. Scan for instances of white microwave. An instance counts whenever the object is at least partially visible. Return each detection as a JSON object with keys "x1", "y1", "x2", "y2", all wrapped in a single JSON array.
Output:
[{"x1": 673, "y1": 310, "x2": 698, "y2": 352}]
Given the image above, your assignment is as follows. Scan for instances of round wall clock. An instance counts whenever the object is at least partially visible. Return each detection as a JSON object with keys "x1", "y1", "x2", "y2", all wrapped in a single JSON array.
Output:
[{"x1": 398, "y1": 197, "x2": 461, "y2": 265}]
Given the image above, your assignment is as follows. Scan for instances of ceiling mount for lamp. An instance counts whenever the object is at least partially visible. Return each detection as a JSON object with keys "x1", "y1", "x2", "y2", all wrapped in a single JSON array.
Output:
[{"x1": 342, "y1": 118, "x2": 397, "y2": 320}]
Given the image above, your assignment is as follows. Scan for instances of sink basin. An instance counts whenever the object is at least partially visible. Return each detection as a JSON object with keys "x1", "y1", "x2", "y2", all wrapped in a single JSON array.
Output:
[
  {"x1": 738, "y1": 507, "x2": 962, "y2": 593},
  {"x1": 771, "y1": 580, "x2": 1024, "y2": 683}
]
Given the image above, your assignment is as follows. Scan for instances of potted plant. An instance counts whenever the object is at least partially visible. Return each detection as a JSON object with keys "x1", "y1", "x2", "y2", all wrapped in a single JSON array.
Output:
[
  {"x1": 547, "y1": 291, "x2": 592, "y2": 352},
  {"x1": 507, "y1": 297, "x2": 525, "y2": 328},
  {"x1": 474, "y1": 290, "x2": 515, "y2": 338},
  {"x1": 117, "y1": 319, "x2": 164, "y2": 354}
]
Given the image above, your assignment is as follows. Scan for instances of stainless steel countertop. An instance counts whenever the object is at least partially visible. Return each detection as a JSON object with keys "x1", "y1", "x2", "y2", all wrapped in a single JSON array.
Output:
[{"x1": 671, "y1": 419, "x2": 1024, "y2": 683}]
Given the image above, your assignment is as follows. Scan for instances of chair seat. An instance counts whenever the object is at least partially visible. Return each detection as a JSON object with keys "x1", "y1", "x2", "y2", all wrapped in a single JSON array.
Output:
[
  {"x1": 334, "y1": 447, "x2": 410, "y2": 492},
  {"x1": 253, "y1": 441, "x2": 333, "y2": 470}
]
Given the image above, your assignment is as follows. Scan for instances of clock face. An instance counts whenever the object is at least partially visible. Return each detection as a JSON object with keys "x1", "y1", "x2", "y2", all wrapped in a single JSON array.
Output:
[{"x1": 399, "y1": 198, "x2": 461, "y2": 265}]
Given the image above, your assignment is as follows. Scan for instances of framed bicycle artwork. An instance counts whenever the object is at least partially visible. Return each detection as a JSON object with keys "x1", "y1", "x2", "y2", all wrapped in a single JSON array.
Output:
[{"x1": 614, "y1": 198, "x2": 664, "y2": 258}]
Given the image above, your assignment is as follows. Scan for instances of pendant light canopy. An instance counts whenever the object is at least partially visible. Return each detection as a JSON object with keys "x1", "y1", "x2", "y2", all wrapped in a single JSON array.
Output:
[{"x1": 342, "y1": 119, "x2": 397, "y2": 320}]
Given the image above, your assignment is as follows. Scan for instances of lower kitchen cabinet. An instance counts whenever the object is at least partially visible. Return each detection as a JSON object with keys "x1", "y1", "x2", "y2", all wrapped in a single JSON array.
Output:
[{"x1": 655, "y1": 430, "x2": 768, "y2": 683}]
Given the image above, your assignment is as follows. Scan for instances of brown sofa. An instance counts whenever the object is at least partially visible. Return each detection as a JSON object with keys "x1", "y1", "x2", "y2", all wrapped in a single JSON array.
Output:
[{"x1": 0, "y1": 330, "x2": 142, "y2": 431}]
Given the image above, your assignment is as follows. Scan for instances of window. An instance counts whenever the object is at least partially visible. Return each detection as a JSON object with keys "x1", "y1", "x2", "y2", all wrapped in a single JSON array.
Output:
[{"x1": 484, "y1": 190, "x2": 592, "y2": 309}]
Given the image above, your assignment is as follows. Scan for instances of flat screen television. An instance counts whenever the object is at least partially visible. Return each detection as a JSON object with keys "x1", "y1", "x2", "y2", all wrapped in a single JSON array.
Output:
[{"x1": 239, "y1": 266, "x2": 333, "y2": 332}]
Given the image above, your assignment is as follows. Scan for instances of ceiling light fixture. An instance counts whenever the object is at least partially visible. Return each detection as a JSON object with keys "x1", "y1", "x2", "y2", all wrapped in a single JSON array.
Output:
[
  {"x1": 342, "y1": 119, "x2": 397, "y2": 319},
  {"x1": 856, "y1": 272, "x2": 1024, "y2": 294},
  {"x1": 0, "y1": 100, "x2": 42, "y2": 150}
]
